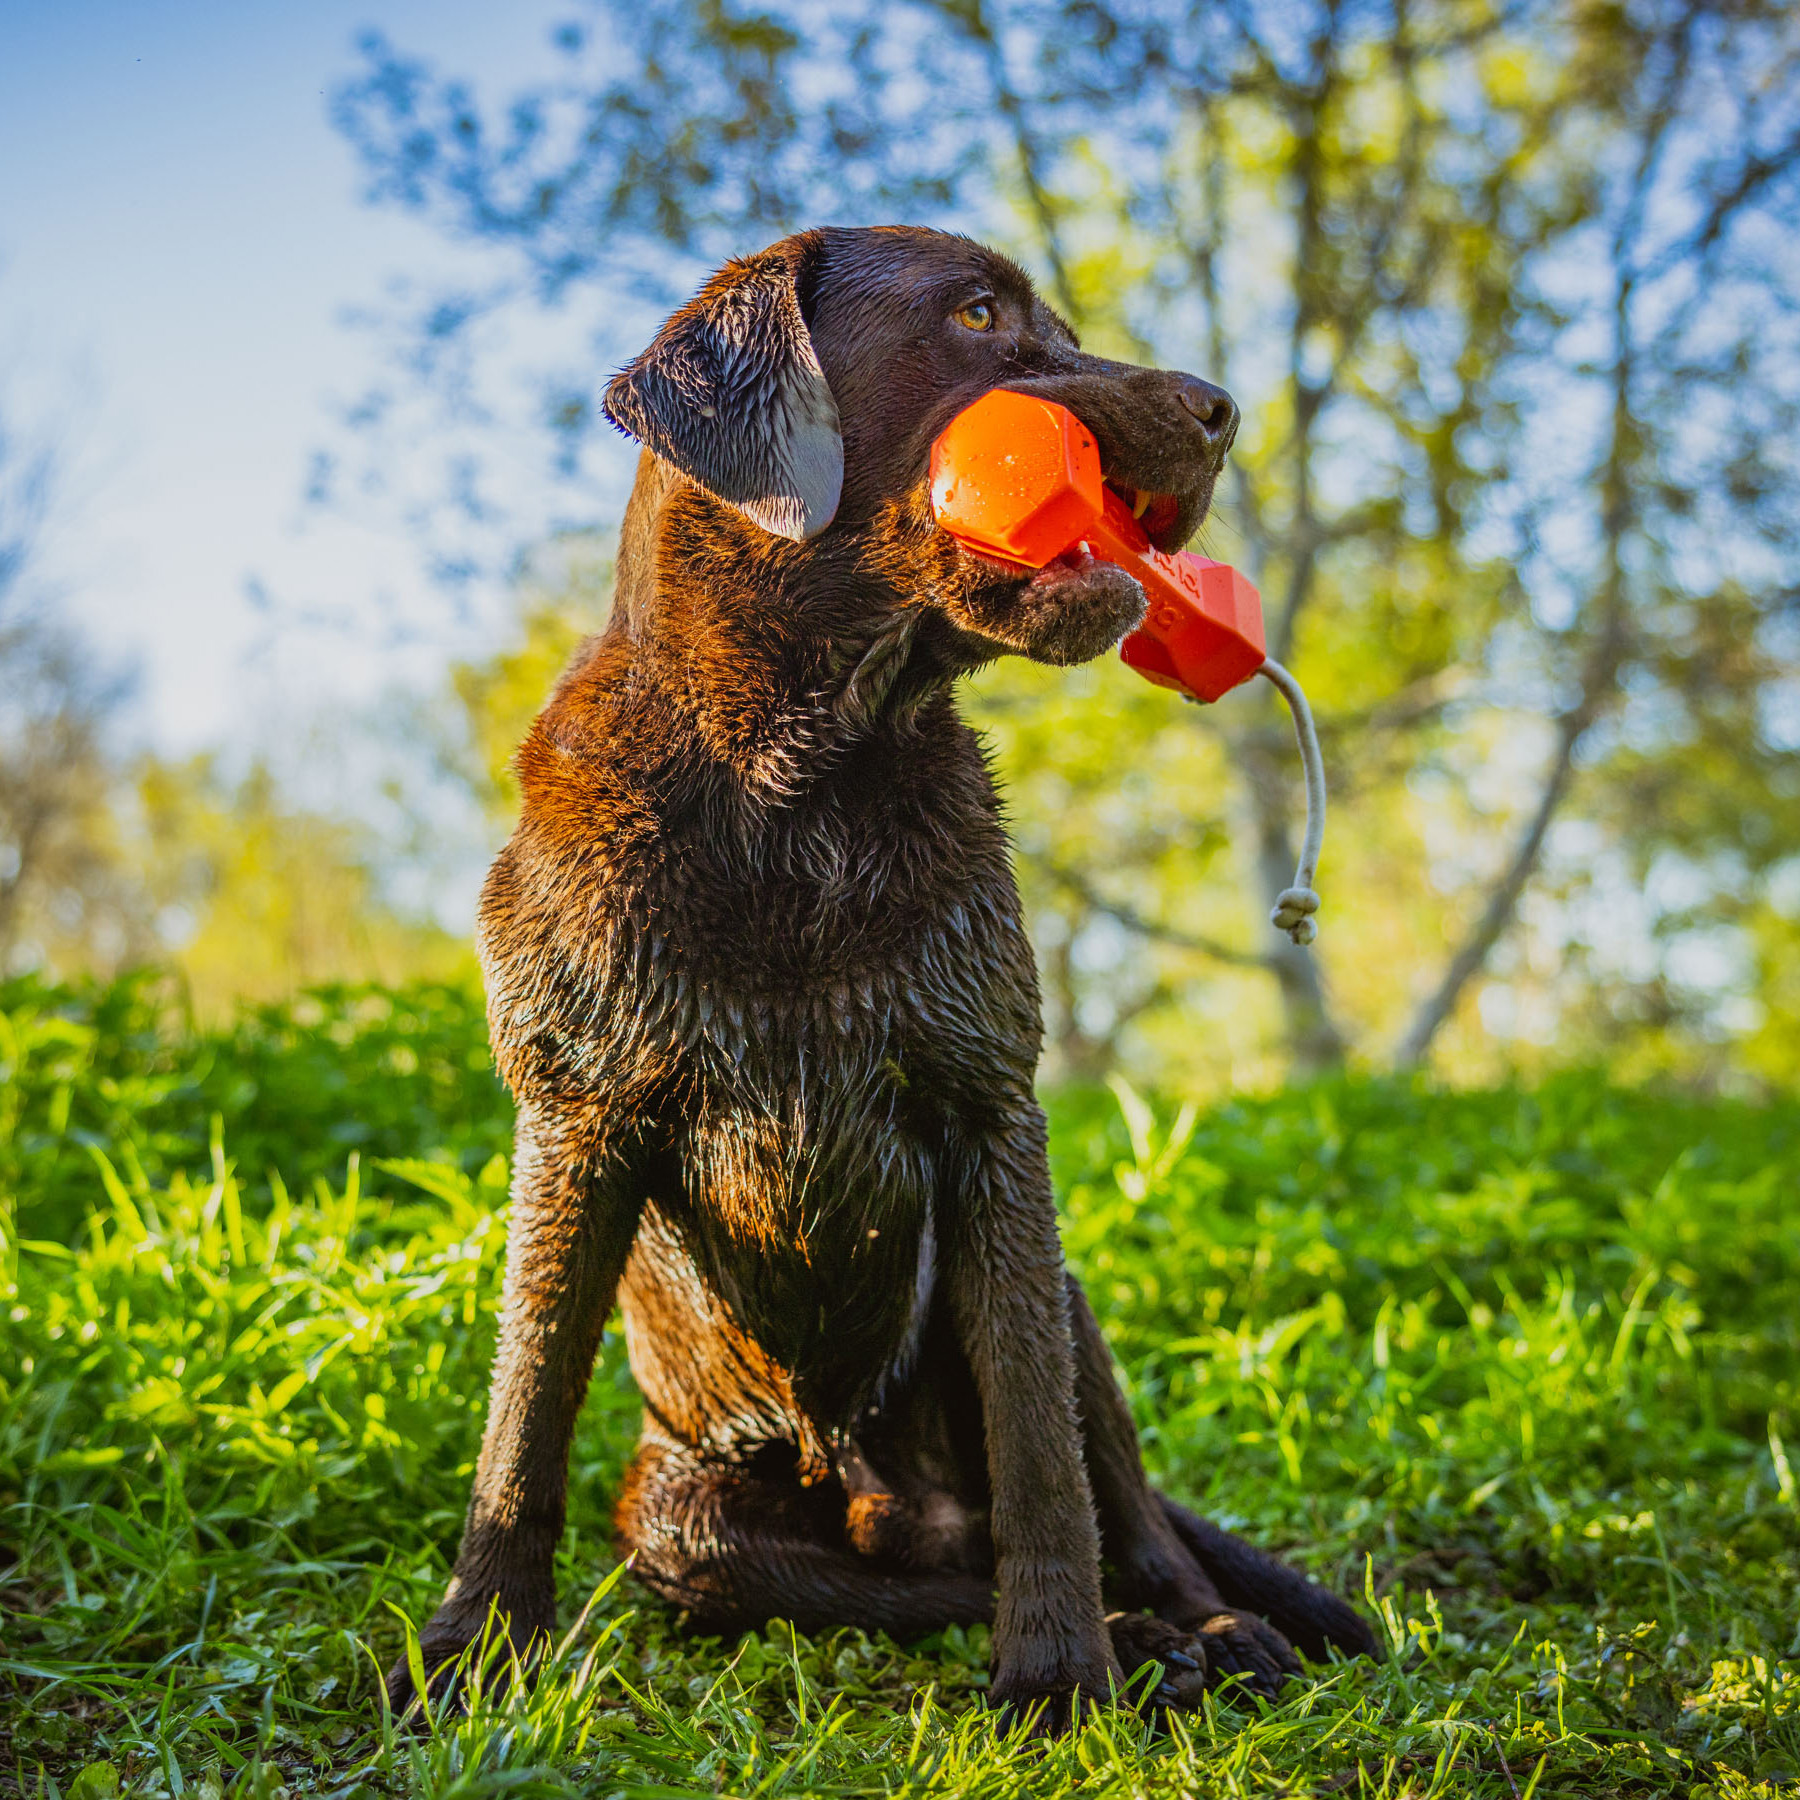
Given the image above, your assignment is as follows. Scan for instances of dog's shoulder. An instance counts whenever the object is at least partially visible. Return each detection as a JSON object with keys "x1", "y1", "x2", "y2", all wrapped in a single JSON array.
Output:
[{"x1": 503, "y1": 617, "x2": 694, "y2": 853}]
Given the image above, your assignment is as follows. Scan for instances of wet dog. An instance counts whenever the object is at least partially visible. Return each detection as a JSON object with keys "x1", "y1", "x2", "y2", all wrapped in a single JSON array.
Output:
[{"x1": 386, "y1": 226, "x2": 1374, "y2": 1728}]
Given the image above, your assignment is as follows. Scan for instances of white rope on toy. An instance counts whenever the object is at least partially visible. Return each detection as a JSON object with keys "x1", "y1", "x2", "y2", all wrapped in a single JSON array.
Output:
[{"x1": 1257, "y1": 658, "x2": 1326, "y2": 946}]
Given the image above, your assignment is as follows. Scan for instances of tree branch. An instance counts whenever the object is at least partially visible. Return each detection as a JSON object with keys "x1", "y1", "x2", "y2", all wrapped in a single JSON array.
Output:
[
  {"x1": 1392, "y1": 4, "x2": 1716, "y2": 1067},
  {"x1": 1040, "y1": 859, "x2": 1277, "y2": 970},
  {"x1": 944, "y1": 0, "x2": 1081, "y2": 321},
  {"x1": 1393, "y1": 695, "x2": 1585, "y2": 1067}
]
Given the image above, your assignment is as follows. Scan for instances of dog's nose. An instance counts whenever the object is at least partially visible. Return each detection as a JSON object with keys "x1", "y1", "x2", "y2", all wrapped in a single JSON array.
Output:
[{"x1": 1177, "y1": 380, "x2": 1239, "y2": 460}]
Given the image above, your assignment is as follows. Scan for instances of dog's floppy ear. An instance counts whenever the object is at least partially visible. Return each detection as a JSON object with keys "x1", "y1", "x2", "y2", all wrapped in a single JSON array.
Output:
[{"x1": 602, "y1": 241, "x2": 843, "y2": 542}]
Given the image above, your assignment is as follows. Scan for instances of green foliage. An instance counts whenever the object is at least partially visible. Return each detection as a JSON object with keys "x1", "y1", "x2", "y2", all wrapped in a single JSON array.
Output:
[
  {"x1": 123, "y1": 758, "x2": 476, "y2": 1020},
  {"x1": 3, "y1": 977, "x2": 1798, "y2": 1796},
  {"x1": 0, "y1": 974, "x2": 509, "y2": 1244}
]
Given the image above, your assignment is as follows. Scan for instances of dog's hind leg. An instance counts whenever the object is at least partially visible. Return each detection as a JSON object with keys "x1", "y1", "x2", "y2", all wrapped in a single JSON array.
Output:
[
  {"x1": 1067, "y1": 1273, "x2": 1373, "y2": 1661},
  {"x1": 1066, "y1": 1275, "x2": 1232, "y2": 1626},
  {"x1": 1067, "y1": 1274, "x2": 1372, "y2": 1663},
  {"x1": 1067, "y1": 1278, "x2": 1299, "y2": 1688},
  {"x1": 1063, "y1": 1272, "x2": 1374, "y2": 1664},
  {"x1": 1154, "y1": 1492, "x2": 1378, "y2": 1662},
  {"x1": 615, "y1": 1432, "x2": 1252, "y2": 1711},
  {"x1": 613, "y1": 1432, "x2": 995, "y2": 1639}
]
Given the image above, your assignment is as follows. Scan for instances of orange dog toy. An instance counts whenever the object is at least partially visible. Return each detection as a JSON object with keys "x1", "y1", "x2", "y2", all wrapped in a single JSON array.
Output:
[
  {"x1": 929, "y1": 387, "x2": 1266, "y2": 702},
  {"x1": 930, "y1": 387, "x2": 1327, "y2": 944}
]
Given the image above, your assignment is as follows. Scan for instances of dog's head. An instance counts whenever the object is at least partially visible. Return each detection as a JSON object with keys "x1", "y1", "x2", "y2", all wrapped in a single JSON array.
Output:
[{"x1": 604, "y1": 226, "x2": 1238, "y2": 670}]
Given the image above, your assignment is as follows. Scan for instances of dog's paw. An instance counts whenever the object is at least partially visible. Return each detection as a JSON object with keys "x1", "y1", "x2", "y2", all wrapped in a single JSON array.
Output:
[
  {"x1": 382, "y1": 1592, "x2": 553, "y2": 1718},
  {"x1": 988, "y1": 1636, "x2": 1125, "y2": 1737},
  {"x1": 1106, "y1": 1610, "x2": 1210, "y2": 1712},
  {"x1": 1195, "y1": 1608, "x2": 1302, "y2": 1699},
  {"x1": 1106, "y1": 1608, "x2": 1301, "y2": 1711},
  {"x1": 988, "y1": 1681, "x2": 1116, "y2": 1738}
]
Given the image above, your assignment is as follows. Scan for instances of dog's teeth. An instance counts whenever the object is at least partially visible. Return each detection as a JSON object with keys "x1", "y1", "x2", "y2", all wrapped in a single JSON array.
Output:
[{"x1": 1131, "y1": 491, "x2": 1151, "y2": 519}]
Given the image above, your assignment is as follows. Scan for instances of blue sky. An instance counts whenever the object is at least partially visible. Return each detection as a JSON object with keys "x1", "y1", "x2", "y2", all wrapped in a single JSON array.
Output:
[{"x1": 1, "y1": 0, "x2": 596, "y2": 753}]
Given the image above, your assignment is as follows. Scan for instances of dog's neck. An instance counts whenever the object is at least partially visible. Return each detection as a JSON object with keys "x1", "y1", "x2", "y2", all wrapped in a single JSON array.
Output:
[{"x1": 614, "y1": 458, "x2": 963, "y2": 801}]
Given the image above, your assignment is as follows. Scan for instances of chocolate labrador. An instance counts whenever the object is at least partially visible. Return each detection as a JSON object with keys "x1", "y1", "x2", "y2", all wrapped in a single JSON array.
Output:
[{"x1": 385, "y1": 225, "x2": 1374, "y2": 1728}]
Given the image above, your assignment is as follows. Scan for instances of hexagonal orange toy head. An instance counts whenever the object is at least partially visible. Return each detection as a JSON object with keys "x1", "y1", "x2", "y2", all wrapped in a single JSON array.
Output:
[
  {"x1": 928, "y1": 388, "x2": 1107, "y2": 565},
  {"x1": 929, "y1": 387, "x2": 1266, "y2": 702},
  {"x1": 1117, "y1": 557, "x2": 1265, "y2": 703}
]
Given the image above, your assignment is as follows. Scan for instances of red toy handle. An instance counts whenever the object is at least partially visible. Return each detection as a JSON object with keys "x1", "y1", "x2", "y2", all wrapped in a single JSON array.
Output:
[{"x1": 927, "y1": 387, "x2": 1266, "y2": 702}]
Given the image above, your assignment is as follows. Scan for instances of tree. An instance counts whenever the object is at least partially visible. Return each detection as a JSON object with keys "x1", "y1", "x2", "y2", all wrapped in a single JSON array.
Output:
[
  {"x1": 127, "y1": 753, "x2": 473, "y2": 1017},
  {"x1": 336, "y1": 0, "x2": 1800, "y2": 1083},
  {"x1": 0, "y1": 392, "x2": 146, "y2": 974},
  {"x1": 1391, "y1": 0, "x2": 1800, "y2": 1067}
]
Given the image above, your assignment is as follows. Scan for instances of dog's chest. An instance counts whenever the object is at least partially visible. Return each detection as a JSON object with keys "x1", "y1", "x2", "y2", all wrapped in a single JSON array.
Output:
[
  {"x1": 503, "y1": 721, "x2": 1039, "y2": 1430},
  {"x1": 668, "y1": 1070, "x2": 942, "y2": 1430},
  {"x1": 595, "y1": 759, "x2": 1036, "y2": 1105}
]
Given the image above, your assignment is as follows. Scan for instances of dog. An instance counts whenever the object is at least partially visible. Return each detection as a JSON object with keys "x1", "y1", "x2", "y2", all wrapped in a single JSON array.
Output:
[{"x1": 385, "y1": 225, "x2": 1375, "y2": 1728}]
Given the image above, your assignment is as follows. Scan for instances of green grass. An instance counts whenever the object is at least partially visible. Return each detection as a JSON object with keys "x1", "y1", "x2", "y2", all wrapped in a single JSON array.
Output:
[{"x1": 2, "y1": 974, "x2": 1798, "y2": 1798}]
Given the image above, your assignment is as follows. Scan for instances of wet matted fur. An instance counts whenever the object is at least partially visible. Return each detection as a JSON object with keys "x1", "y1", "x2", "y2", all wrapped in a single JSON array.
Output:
[{"x1": 386, "y1": 226, "x2": 1375, "y2": 1729}]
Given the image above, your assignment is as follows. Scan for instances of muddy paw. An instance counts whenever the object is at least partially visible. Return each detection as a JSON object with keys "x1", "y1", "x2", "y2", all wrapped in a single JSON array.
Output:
[
  {"x1": 1196, "y1": 1608, "x2": 1302, "y2": 1699},
  {"x1": 1105, "y1": 1611, "x2": 1209, "y2": 1712},
  {"x1": 990, "y1": 1674, "x2": 1124, "y2": 1738}
]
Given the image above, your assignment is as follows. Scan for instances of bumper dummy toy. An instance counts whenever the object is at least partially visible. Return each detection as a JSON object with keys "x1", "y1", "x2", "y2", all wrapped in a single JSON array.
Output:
[{"x1": 931, "y1": 387, "x2": 1326, "y2": 945}]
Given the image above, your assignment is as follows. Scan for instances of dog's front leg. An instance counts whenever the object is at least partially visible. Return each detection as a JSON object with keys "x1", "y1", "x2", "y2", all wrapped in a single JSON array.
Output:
[
  {"x1": 946, "y1": 1099, "x2": 1120, "y2": 1728},
  {"x1": 385, "y1": 1101, "x2": 644, "y2": 1710}
]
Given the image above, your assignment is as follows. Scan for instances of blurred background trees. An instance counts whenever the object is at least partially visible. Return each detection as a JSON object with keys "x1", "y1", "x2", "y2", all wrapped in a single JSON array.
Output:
[
  {"x1": 0, "y1": 368, "x2": 467, "y2": 1012},
  {"x1": 329, "y1": 0, "x2": 1800, "y2": 1086},
  {"x1": 0, "y1": 398, "x2": 139, "y2": 973},
  {"x1": 9, "y1": 0, "x2": 1798, "y2": 1085}
]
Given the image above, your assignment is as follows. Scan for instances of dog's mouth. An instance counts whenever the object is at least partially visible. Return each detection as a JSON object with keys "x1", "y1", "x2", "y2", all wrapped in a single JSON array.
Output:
[
  {"x1": 1107, "y1": 482, "x2": 1183, "y2": 542},
  {"x1": 944, "y1": 478, "x2": 1203, "y2": 587}
]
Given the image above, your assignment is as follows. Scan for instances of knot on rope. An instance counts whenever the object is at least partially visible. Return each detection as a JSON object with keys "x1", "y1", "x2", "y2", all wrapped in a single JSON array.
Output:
[{"x1": 1271, "y1": 886, "x2": 1320, "y2": 946}]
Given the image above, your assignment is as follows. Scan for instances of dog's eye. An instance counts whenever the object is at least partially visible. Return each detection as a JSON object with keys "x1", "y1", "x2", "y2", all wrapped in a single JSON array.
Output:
[{"x1": 953, "y1": 300, "x2": 997, "y2": 333}]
